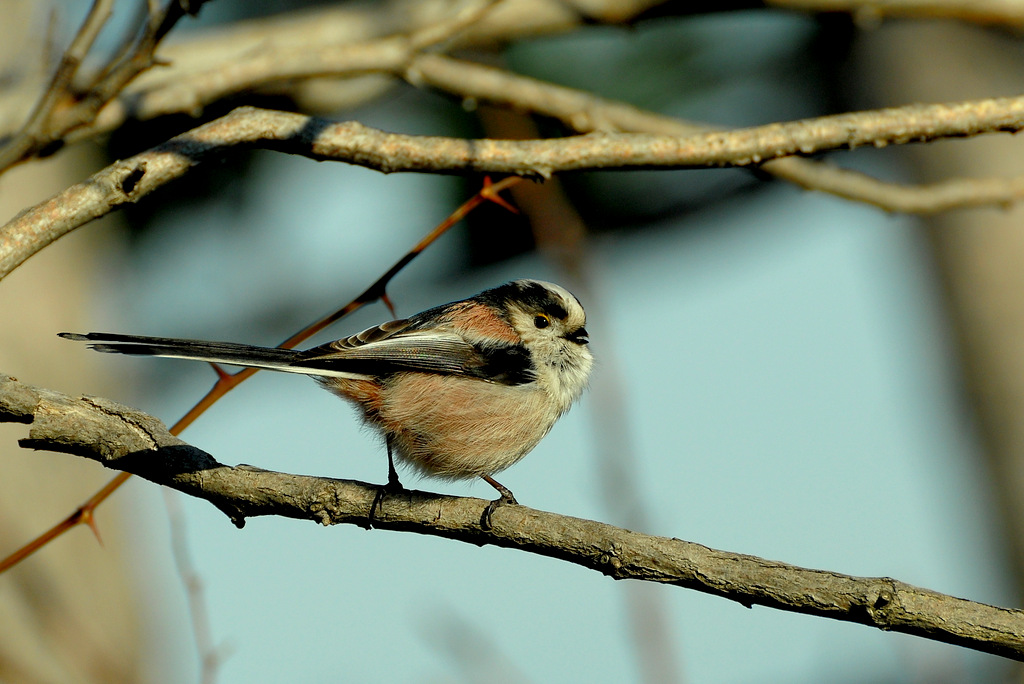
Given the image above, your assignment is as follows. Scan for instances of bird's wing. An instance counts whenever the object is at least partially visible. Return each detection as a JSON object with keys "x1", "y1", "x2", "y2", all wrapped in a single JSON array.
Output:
[{"x1": 294, "y1": 320, "x2": 533, "y2": 384}]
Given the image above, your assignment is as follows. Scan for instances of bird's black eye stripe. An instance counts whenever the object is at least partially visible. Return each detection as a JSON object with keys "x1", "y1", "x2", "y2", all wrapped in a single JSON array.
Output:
[
  {"x1": 541, "y1": 301, "x2": 568, "y2": 320},
  {"x1": 534, "y1": 314, "x2": 550, "y2": 329}
]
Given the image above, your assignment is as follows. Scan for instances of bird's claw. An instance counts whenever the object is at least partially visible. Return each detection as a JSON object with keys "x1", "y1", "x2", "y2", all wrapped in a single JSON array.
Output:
[
  {"x1": 481, "y1": 490, "x2": 518, "y2": 530},
  {"x1": 369, "y1": 475, "x2": 404, "y2": 523}
]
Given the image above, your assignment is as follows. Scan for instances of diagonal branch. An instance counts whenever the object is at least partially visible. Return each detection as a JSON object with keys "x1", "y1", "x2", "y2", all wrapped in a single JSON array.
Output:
[
  {"x1": 2, "y1": 371, "x2": 1024, "y2": 661},
  {"x1": 4, "y1": 95, "x2": 1024, "y2": 280}
]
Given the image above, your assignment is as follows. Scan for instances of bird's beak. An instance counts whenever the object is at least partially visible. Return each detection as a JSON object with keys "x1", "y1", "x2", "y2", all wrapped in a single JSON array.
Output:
[{"x1": 565, "y1": 327, "x2": 589, "y2": 345}]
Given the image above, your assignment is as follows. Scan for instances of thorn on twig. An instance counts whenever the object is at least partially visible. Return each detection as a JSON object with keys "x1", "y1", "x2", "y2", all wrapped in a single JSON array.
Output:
[
  {"x1": 381, "y1": 292, "x2": 397, "y2": 318},
  {"x1": 80, "y1": 507, "x2": 104, "y2": 546},
  {"x1": 480, "y1": 176, "x2": 519, "y2": 214}
]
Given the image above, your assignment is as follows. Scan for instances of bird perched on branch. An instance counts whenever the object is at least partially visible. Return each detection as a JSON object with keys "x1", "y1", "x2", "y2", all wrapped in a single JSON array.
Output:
[{"x1": 61, "y1": 279, "x2": 593, "y2": 526}]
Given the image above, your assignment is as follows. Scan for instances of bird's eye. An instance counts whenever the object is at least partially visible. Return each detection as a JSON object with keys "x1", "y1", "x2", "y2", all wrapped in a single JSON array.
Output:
[{"x1": 534, "y1": 314, "x2": 550, "y2": 329}]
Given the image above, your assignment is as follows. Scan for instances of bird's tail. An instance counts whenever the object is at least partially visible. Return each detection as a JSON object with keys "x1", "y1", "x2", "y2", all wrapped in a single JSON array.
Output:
[{"x1": 58, "y1": 332, "x2": 319, "y2": 375}]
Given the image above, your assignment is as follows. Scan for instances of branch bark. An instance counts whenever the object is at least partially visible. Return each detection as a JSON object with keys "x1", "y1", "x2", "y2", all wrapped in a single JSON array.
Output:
[
  {"x1": 5, "y1": 95, "x2": 1024, "y2": 280},
  {"x1": 2, "y1": 371, "x2": 1023, "y2": 660}
]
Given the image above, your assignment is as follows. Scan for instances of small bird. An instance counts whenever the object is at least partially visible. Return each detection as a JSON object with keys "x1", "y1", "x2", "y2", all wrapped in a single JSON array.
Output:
[{"x1": 61, "y1": 279, "x2": 593, "y2": 525}]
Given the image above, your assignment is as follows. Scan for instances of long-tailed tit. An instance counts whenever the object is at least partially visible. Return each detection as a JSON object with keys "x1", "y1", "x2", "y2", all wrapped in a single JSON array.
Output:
[{"x1": 61, "y1": 280, "x2": 593, "y2": 525}]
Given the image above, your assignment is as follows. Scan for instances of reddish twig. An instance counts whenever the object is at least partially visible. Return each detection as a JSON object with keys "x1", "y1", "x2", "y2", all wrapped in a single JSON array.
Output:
[{"x1": 0, "y1": 471, "x2": 131, "y2": 573}]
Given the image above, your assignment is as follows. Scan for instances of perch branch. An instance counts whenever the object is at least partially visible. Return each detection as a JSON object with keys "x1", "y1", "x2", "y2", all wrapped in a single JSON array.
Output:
[{"x1": 2, "y1": 371, "x2": 1023, "y2": 660}]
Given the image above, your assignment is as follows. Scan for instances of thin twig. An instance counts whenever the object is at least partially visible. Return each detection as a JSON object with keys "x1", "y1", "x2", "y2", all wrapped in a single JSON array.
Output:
[
  {"x1": 0, "y1": 0, "x2": 115, "y2": 169},
  {"x1": 163, "y1": 488, "x2": 230, "y2": 684},
  {"x1": 2, "y1": 371, "x2": 1023, "y2": 662},
  {"x1": 0, "y1": 0, "x2": 207, "y2": 174}
]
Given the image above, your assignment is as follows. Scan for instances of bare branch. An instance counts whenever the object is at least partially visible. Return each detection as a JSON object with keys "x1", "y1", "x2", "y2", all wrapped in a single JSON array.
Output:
[
  {"x1": 410, "y1": 54, "x2": 1024, "y2": 214},
  {"x1": 3, "y1": 97, "x2": 1024, "y2": 279},
  {"x1": 771, "y1": 159, "x2": 1024, "y2": 213},
  {"x1": 2, "y1": 371, "x2": 1023, "y2": 660},
  {"x1": 0, "y1": 0, "x2": 659, "y2": 143},
  {"x1": 59, "y1": 0, "x2": 1024, "y2": 146}
]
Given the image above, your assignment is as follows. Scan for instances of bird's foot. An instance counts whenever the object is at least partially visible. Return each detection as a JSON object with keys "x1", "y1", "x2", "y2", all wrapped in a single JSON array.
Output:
[
  {"x1": 369, "y1": 472, "x2": 404, "y2": 523},
  {"x1": 480, "y1": 476, "x2": 519, "y2": 530}
]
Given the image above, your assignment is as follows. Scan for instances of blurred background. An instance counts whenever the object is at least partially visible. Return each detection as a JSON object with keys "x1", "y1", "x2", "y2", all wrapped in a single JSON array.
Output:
[{"x1": 1, "y1": 1, "x2": 1022, "y2": 683}]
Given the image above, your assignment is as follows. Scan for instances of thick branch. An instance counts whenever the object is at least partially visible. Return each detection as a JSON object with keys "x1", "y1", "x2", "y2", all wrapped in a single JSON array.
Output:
[
  {"x1": 2, "y1": 371, "x2": 1023, "y2": 660},
  {"x1": 4, "y1": 96, "x2": 1024, "y2": 280}
]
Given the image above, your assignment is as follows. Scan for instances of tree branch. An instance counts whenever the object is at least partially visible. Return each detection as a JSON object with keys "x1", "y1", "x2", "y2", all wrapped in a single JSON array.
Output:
[
  {"x1": 2, "y1": 371, "x2": 1023, "y2": 660},
  {"x1": 4, "y1": 95, "x2": 1024, "y2": 280},
  {"x1": 410, "y1": 54, "x2": 1024, "y2": 214},
  {"x1": 0, "y1": 0, "x2": 662, "y2": 142}
]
